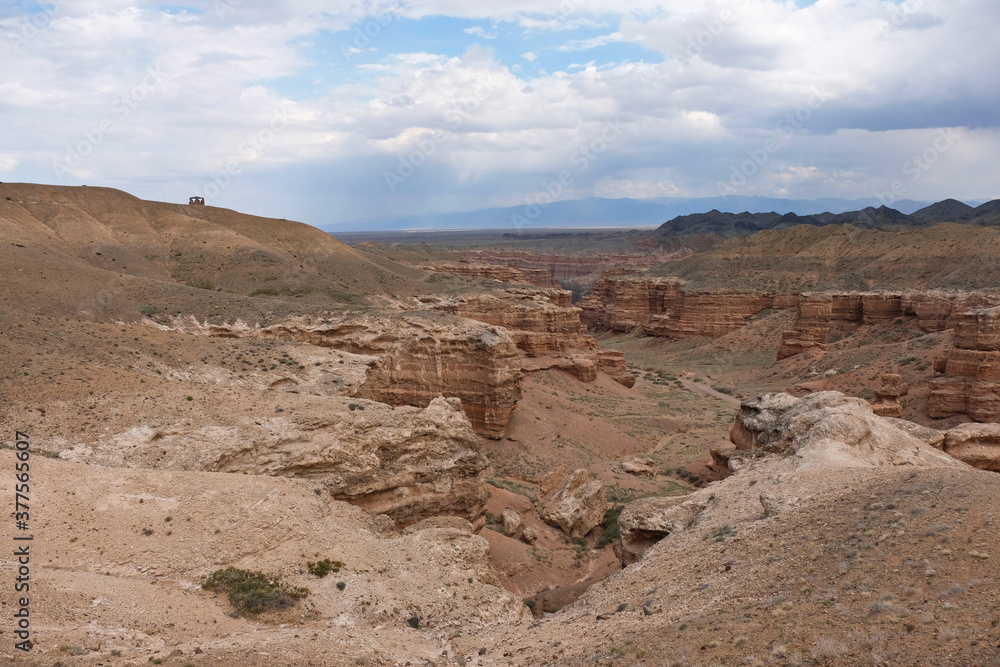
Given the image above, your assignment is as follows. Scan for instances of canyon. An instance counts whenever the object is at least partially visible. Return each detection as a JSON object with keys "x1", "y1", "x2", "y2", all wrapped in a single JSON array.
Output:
[{"x1": 3, "y1": 184, "x2": 1000, "y2": 666}]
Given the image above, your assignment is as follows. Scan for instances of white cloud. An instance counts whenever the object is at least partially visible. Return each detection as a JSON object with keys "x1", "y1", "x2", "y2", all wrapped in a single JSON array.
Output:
[{"x1": 0, "y1": 0, "x2": 998, "y2": 224}]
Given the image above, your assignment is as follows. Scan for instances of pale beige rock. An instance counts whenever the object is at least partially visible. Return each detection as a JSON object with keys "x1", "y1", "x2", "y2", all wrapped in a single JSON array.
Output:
[
  {"x1": 520, "y1": 525, "x2": 538, "y2": 544},
  {"x1": 614, "y1": 495, "x2": 703, "y2": 565},
  {"x1": 943, "y1": 423, "x2": 1000, "y2": 472},
  {"x1": 501, "y1": 509, "x2": 523, "y2": 536},
  {"x1": 728, "y1": 391, "x2": 966, "y2": 471},
  {"x1": 59, "y1": 396, "x2": 489, "y2": 526},
  {"x1": 538, "y1": 469, "x2": 608, "y2": 538},
  {"x1": 619, "y1": 457, "x2": 657, "y2": 476}
]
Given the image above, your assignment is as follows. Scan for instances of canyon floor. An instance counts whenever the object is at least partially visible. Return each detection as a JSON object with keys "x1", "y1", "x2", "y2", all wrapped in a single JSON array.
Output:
[{"x1": 2, "y1": 184, "x2": 999, "y2": 666}]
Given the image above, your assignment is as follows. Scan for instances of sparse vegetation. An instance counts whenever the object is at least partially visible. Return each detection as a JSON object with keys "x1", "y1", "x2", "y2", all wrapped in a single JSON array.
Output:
[
  {"x1": 202, "y1": 567, "x2": 309, "y2": 616},
  {"x1": 306, "y1": 558, "x2": 344, "y2": 578}
]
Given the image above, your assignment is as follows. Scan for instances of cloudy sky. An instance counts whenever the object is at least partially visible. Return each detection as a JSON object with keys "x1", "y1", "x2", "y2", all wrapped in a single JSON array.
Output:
[{"x1": 2, "y1": 0, "x2": 998, "y2": 229}]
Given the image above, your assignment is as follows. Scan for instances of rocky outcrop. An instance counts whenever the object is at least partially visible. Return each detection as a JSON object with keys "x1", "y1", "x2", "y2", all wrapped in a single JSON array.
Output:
[
  {"x1": 423, "y1": 290, "x2": 635, "y2": 387},
  {"x1": 777, "y1": 293, "x2": 835, "y2": 360},
  {"x1": 582, "y1": 276, "x2": 685, "y2": 333},
  {"x1": 538, "y1": 469, "x2": 608, "y2": 538},
  {"x1": 727, "y1": 391, "x2": 965, "y2": 470},
  {"x1": 583, "y1": 275, "x2": 798, "y2": 339},
  {"x1": 942, "y1": 423, "x2": 1000, "y2": 471},
  {"x1": 928, "y1": 306, "x2": 1000, "y2": 422},
  {"x1": 597, "y1": 349, "x2": 636, "y2": 388},
  {"x1": 425, "y1": 263, "x2": 559, "y2": 288},
  {"x1": 779, "y1": 291, "x2": 1000, "y2": 359},
  {"x1": 613, "y1": 495, "x2": 702, "y2": 566},
  {"x1": 870, "y1": 373, "x2": 908, "y2": 418},
  {"x1": 644, "y1": 291, "x2": 776, "y2": 338},
  {"x1": 59, "y1": 396, "x2": 489, "y2": 526},
  {"x1": 205, "y1": 312, "x2": 523, "y2": 438}
]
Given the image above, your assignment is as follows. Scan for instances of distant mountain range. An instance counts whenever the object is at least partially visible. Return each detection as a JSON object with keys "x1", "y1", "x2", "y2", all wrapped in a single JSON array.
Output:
[
  {"x1": 323, "y1": 195, "x2": 951, "y2": 232},
  {"x1": 653, "y1": 198, "x2": 1000, "y2": 237}
]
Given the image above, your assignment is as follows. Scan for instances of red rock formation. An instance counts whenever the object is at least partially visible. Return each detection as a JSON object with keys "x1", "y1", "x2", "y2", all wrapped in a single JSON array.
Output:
[
  {"x1": 928, "y1": 306, "x2": 1000, "y2": 422},
  {"x1": 425, "y1": 263, "x2": 559, "y2": 288},
  {"x1": 870, "y1": 373, "x2": 909, "y2": 418},
  {"x1": 779, "y1": 291, "x2": 1000, "y2": 360},
  {"x1": 421, "y1": 289, "x2": 635, "y2": 387},
  {"x1": 584, "y1": 275, "x2": 798, "y2": 339},
  {"x1": 582, "y1": 276, "x2": 685, "y2": 332},
  {"x1": 597, "y1": 349, "x2": 636, "y2": 388},
  {"x1": 645, "y1": 292, "x2": 775, "y2": 338},
  {"x1": 777, "y1": 293, "x2": 833, "y2": 360},
  {"x1": 208, "y1": 313, "x2": 523, "y2": 438}
]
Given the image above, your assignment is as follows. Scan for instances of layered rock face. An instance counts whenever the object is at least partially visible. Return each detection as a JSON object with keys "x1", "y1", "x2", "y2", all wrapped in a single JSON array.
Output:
[
  {"x1": 60, "y1": 396, "x2": 489, "y2": 526},
  {"x1": 457, "y1": 249, "x2": 672, "y2": 281},
  {"x1": 425, "y1": 262, "x2": 559, "y2": 288},
  {"x1": 928, "y1": 306, "x2": 1000, "y2": 422},
  {"x1": 423, "y1": 289, "x2": 635, "y2": 387},
  {"x1": 581, "y1": 276, "x2": 685, "y2": 332},
  {"x1": 597, "y1": 349, "x2": 636, "y2": 388},
  {"x1": 870, "y1": 373, "x2": 908, "y2": 418},
  {"x1": 207, "y1": 313, "x2": 523, "y2": 438},
  {"x1": 779, "y1": 291, "x2": 1000, "y2": 360},
  {"x1": 644, "y1": 291, "x2": 776, "y2": 338}
]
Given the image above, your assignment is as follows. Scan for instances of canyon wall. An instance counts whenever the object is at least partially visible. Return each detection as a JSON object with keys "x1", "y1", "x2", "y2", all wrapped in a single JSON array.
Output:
[
  {"x1": 582, "y1": 275, "x2": 797, "y2": 339},
  {"x1": 421, "y1": 289, "x2": 635, "y2": 387},
  {"x1": 425, "y1": 262, "x2": 560, "y2": 288},
  {"x1": 928, "y1": 306, "x2": 1000, "y2": 422},
  {"x1": 456, "y1": 249, "x2": 676, "y2": 281},
  {"x1": 778, "y1": 292, "x2": 1000, "y2": 360}
]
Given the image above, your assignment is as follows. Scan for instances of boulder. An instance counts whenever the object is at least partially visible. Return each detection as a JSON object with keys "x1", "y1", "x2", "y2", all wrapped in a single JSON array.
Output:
[
  {"x1": 538, "y1": 469, "x2": 608, "y2": 538},
  {"x1": 501, "y1": 509, "x2": 522, "y2": 536},
  {"x1": 619, "y1": 457, "x2": 656, "y2": 477}
]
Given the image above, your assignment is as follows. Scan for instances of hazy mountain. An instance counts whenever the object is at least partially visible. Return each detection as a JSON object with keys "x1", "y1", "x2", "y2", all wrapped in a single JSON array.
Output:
[{"x1": 323, "y1": 195, "x2": 937, "y2": 232}]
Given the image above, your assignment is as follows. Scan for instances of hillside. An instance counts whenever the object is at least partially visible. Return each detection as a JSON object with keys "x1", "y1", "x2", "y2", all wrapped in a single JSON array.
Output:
[
  {"x1": 651, "y1": 222, "x2": 1000, "y2": 291},
  {"x1": 0, "y1": 183, "x2": 436, "y2": 322}
]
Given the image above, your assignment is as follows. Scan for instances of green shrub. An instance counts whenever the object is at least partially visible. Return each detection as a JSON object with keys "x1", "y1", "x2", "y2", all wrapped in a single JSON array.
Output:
[
  {"x1": 597, "y1": 505, "x2": 624, "y2": 548},
  {"x1": 202, "y1": 567, "x2": 308, "y2": 616},
  {"x1": 306, "y1": 558, "x2": 344, "y2": 578},
  {"x1": 139, "y1": 304, "x2": 157, "y2": 316}
]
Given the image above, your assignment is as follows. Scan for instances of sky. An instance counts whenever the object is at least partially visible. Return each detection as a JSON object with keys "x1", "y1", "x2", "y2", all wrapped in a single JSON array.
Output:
[{"x1": 1, "y1": 0, "x2": 998, "y2": 230}]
